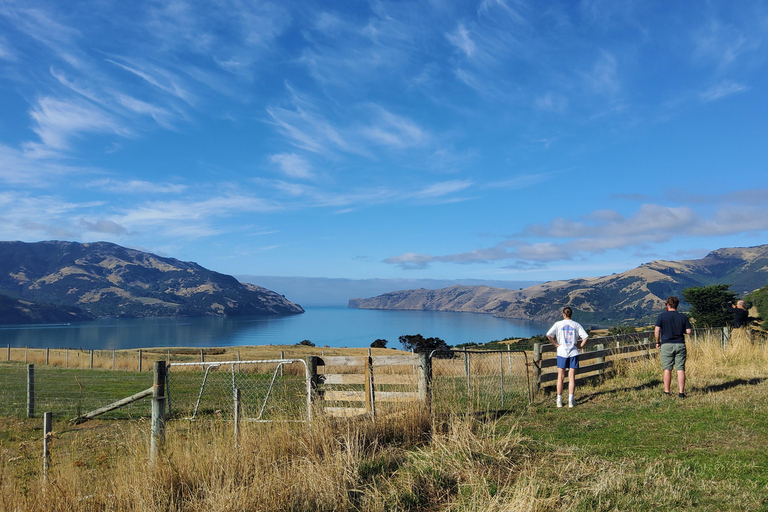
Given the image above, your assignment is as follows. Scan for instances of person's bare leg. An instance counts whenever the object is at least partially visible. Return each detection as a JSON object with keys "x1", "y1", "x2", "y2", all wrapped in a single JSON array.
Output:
[
  {"x1": 663, "y1": 369, "x2": 672, "y2": 393},
  {"x1": 677, "y1": 370, "x2": 686, "y2": 394},
  {"x1": 557, "y1": 368, "x2": 565, "y2": 396},
  {"x1": 568, "y1": 368, "x2": 576, "y2": 396}
]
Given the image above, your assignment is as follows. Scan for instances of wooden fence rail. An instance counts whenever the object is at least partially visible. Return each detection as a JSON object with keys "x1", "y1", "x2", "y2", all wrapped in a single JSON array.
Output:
[{"x1": 532, "y1": 334, "x2": 655, "y2": 393}]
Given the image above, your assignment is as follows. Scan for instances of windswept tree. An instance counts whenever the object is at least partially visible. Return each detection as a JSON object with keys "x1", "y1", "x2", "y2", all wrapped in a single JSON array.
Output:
[
  {"x1": 681, "y1": 284, "x2": 739, "y2": 328},
  {"x1": 370, "y1": 339, "x2": 388, "y2": 348},
  {"x1": 399, "y1": 334, "x2": 451, "y2": 353}
]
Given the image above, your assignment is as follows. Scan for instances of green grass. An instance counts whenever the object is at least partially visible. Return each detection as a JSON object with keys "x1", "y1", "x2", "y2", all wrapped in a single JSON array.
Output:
[{"x1": 510, "y1": 374, "x2": 768, "y2": 511}]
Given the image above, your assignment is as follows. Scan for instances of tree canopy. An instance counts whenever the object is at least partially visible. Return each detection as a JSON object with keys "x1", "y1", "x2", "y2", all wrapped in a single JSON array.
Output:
[
  {"x1": 399, "y1": 334, "x2": 451, "y2": 353},
  {"x1": 370, "y1": 339, "x2": 388, "y2": 348},
  {"x1": 681, "y1": 284, "x2": 739, "y2": 328},
  {"x1": 746, "y1": 285, "x2": 768, "y2": 329}
]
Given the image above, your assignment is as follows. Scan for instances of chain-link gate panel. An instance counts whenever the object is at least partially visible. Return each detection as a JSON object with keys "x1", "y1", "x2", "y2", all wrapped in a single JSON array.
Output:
[
  {"x1": 168, "y1": 359, "x2": 310, "y2": 422},
  {"x1": 429, "y1": 350, "x2": 530, "y2": 415}
]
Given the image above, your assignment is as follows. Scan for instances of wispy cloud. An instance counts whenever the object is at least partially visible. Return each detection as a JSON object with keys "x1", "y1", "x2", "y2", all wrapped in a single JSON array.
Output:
[
  {"x1": 385, "y1": 199, "x2": 768, "y2": 269},
  {"x1": 270, "y1": 153, "x2": 315, "y2": 180},
  {"x1": 699, "y1": 80, "x2": 748, "y2": 102}
]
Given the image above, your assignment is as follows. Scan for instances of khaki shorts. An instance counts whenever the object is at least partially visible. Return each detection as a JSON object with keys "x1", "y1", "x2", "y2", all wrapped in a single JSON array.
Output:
[{"x1": 660, "y1": 343, "x2": 686, "y2": 371}]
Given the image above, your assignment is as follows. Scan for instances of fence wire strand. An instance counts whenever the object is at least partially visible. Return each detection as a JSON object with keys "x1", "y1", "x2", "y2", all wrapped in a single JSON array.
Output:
[{"x1": 429, "y1": 349, "x2": 530, "y2": 414}]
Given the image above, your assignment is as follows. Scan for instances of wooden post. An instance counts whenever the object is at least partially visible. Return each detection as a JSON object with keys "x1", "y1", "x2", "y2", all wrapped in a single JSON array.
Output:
[
  {"x1": 112, "y1": 350, "x2": 115, "y2": 370},
  {"x1": 596, "y1": 344, "x2": 605, "y2": 375},
  {"x1": 532, "y1": 343, "x2": 542, "y2": 396},
  {"x1": 27, "y1": 364, "x2": 35, "y2": 418},
  {"x1": 25, "y1": 347, "x2": 28, "y2": 364},
  {"x1": 65, "y1": 349, "x2": 68, "y2": 368},
  {"x1": 418, "y1": 352, "x2": 432, "y2": 417},
  {"x1": 90, "y1": 350, "x2": 94, "y2": 369},
  {"x1": 43, "y1": 412, "x2": 52, "y2": 482},
  {"x1": 200, "y1": 349, "x2": 204, "y2": 363},
  {"x1": 46, "y1": 348, "x2": 50, "y2": 366},
  {"x1": 6, "y1": 344, "x2": 9, "y2": 362},
  {"x1": 499, "y1": 352, "x2": 505, "y2": 408},
  {"x1": 138, "y1": 350, "x2": 143, "y2": 372},
  {"x1": 306, "y1": 356, "x2": 319, "y2": 422},
  {"x1": 234, "y1": 388, "x2": 241, "y2": 448},
  {"x1": 365, "y1": 349, "x2": 375, "y2": 419},
  {"x1": 280, "y1": 350, "x2": 284, "y2": 378},
  {"x1": 150, "y1": 361, "x2": 167, "y2": 464}
]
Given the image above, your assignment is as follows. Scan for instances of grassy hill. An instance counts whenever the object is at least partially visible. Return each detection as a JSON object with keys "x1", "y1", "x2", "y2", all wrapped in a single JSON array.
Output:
[
  {"x1": 0, "y1": 240, "x2": 304, "y2": 323},
  {"x1": 350, "y1": 244, "x2": 768, "y2": 326}
]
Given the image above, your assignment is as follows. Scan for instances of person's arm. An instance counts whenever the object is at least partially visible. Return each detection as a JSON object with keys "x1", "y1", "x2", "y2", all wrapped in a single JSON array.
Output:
[
  {"x1": 654, "y1": 326, "x2": 662, "y2": 348},
  {"x1": 580, "y1": 337, "x2": 589, "y2": 349},
  {"x1": 546, "y1": 335, "x2": 558, "y2": 348}
]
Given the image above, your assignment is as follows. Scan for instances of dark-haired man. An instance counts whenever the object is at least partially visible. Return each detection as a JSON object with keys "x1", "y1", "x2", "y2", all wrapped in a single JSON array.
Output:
[
  {"x1": 546, "y1": 306, "x2": 589, "y2": 408},
  {"x1": 655, "y1": 296, "x2": 693, "y2": 398}
]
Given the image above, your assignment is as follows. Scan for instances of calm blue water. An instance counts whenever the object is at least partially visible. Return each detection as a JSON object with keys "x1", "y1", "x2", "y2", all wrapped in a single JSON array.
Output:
[{"x1": 0, "y1": 307, "x2": 550, "y2": 350}]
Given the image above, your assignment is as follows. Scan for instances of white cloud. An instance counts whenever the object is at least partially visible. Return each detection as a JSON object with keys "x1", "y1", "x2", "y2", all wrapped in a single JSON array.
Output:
[
  {"x1": 699, "y1": 80, "x2": 748, "y2": 102},
  {"x1": 270, "y1": 153, "x2": 315, "y2": 180},
  {"x1": 385, "y1": 200, "x2": 768, "y2": 269},
  {"x1": 25, "y1": 96, "x2": 129, "y2": 154},
  {"x1": 446, "y1": 24, "x2": 476, "y2": 58}
]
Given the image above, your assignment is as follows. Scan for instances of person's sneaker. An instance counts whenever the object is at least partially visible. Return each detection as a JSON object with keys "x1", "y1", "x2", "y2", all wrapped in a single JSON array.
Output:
[
  {"x1": 556, "y1": 396, "x2": 563, "y2": 408},
  {"x1": 664, "y1": 391, "x2": 670, "y2": 396},
  {"x1": 568, "y1": 399, "x2": 575, "y2": 408},
  {"x1": 678, "y1": 393, "x2": 686, "y2": 399}
]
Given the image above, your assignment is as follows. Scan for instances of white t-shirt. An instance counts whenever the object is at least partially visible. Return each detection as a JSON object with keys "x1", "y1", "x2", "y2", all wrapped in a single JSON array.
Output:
[{"x1": 547, "y1": 319, "x2": 588, "y2": 358}]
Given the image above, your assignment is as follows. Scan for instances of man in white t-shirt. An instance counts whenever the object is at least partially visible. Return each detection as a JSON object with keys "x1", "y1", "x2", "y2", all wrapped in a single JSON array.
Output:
[{"x1": 546, "y1": 307, "x2": 589, "y2": 408}]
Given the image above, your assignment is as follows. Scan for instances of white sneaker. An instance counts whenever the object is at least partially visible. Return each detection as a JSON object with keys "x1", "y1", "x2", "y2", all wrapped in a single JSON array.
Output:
[
  {"x1": 556, "y1": 396, "x2": 563, "y2": 408},
  {"x1": 568, "y1": 399, "x2": 575, "y2": 408}
]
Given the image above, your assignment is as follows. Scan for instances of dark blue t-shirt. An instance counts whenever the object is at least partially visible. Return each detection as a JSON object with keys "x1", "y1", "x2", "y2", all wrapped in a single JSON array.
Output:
[{"x1": 655, "y1": 310, "x2": 692, "y2": 344}]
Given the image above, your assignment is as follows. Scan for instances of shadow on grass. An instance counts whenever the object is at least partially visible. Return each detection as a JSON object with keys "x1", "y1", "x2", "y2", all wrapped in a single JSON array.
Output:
[
  {"x1": 694, "y1": 377, "x2": 767, "y2": 394},
  {"x1": 575, "y1": 379, "x2": 663, "y2": 404}
]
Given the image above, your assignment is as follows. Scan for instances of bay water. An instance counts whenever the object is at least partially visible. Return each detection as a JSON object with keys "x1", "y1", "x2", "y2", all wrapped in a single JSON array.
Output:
[{"x1": 0, "y1": 306, "x2": 550, "y2": 350}]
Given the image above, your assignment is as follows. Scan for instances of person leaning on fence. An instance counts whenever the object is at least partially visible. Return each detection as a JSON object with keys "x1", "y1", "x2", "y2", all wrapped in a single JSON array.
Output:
[
  {"x1": 655, "y1": 296, "x2": 693, "y2": 399},
  {"x1": 546, "y1": 307, "x2": 589, "y2": 408},
  {"x1": 727, "y1": 300, "x2": 749, "y2": 328}
]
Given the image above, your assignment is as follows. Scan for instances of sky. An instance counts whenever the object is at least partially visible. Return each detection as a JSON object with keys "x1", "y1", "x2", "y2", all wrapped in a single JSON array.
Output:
[{"x1": 1, "y1": 0, "x2": 767, "y2": 286}]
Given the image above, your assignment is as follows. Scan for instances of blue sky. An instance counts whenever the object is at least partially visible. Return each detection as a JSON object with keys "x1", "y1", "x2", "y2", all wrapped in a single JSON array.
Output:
[{"x1": 1, "y1": 0, "x2": 767, "y2": 284}]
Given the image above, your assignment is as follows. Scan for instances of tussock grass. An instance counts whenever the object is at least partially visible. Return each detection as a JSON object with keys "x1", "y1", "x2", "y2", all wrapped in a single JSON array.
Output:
[{"x1": 2, "y1": 330, "x2": 767, "y2": 511}]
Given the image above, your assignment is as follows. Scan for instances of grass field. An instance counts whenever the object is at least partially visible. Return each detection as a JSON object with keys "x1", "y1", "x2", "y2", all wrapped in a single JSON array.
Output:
[{"x1": 1, "y1": 329, "x2": 766, "y2": 511}]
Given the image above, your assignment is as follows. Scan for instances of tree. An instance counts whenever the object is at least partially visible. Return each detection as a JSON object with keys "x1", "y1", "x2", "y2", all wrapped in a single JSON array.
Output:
[
  {"x1": 399, "y1": 334, "x2": 451, "y2": 353},
  {"x1": 746, "y1": 285, "x2": 767, "y2": 329},
  {"x1": 370, "y1": 338, "x2": 388, "y2": 348},
  {"x1": 296, "y1": 339, "x2": 315, "y2": 347},
  {"x1": 681, "y1": 284, "x2": 739, "y2": 328}
]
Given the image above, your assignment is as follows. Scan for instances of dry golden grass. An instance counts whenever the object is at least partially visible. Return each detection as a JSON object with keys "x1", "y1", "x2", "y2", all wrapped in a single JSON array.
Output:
[{"x1": 2, "y1": 329, "x2": 766, "y2": 511}]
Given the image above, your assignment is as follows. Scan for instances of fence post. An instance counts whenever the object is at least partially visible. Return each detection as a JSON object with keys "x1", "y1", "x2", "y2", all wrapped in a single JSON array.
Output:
[
  {"x1": 25, "y1": 347, "x2": 28, "y2": 364},
  {"x1": 150, "y1": 361, "x2": 167, "y2": 464},
  {"x1": 65, "y1": 349, "x2": 68, "y2": 368},
  {"x1": 6, "y1": 344, "x2": 9, "y2": 362},
  {"x1": 200, "y1": 349, "x2": 205, "y2": 363},
  {"x1": 234, "y1": 388, "x2": 241, "y2": 448},
  {"x1": 46, "y1": 348, "x2": 50, "y2": 366},
  {"x1": 418, "y1": 352, "x2": 432, "y2": 417},
  {"x1": 90, "y1": 350, "x2": 94, "y2": 369},
  {"x1": 365, "y1": 349, "x2": 375, "y2": 419},
  {"x1": 596, "y1": 344, "x2": 605, "y2": 375},
  {"x1": 43, "y1": 411, "x2": 52, "y2": 481},
  {"x1": 532, "y1": 343, "x2": 542, "y2": 396},
  {"x1": 27, "y1": 364, "x2": 35, "y2": 418},
  {"x1": 306, "y1": 356, "x2": 319, "y2": 422}
]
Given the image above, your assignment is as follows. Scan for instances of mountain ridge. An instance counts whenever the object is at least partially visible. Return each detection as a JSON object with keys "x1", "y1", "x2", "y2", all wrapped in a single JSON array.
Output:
[
  {"x1": 0, "y1": 240, "x2": 304, "y2": 325},
  {"x1": 348, "y1": 244, "x2": 768, "y2": 325}
]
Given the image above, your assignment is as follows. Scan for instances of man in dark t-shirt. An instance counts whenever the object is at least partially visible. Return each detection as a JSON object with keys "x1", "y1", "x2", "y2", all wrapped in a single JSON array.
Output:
[
  {"x1": 728, "y1": 300, "x2": 749, "y2": 328},
  {"x1": 655, "y1": 296, "x2": 693, "y2": 398}
]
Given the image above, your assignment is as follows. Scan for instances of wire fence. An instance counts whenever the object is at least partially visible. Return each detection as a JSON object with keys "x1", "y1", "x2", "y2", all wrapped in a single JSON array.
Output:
[
  {"x1": 0, "y1": 363, "x2": 152, "y2": 420},
  {"x1": 429, "y1": 349, "x2": 531, "y2": 415},
  {"x1": 167, "y1": 360, "x2": 310, "y2": 422}
]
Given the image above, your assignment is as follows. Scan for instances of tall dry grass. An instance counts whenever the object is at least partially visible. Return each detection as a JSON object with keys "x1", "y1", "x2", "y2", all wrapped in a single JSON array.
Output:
[{"x1": 2, "y1": 329, "x2": 766, "y2": 511}]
